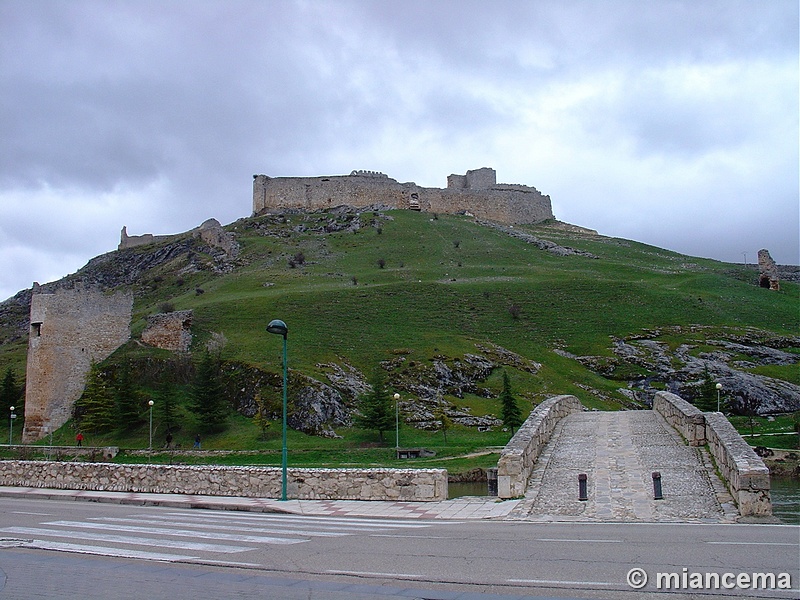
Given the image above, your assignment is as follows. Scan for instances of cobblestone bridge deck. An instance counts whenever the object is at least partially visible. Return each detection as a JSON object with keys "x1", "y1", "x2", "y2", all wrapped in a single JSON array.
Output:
[{"x1": 509, "y1": 411, "x2": 739, "y2": 522}]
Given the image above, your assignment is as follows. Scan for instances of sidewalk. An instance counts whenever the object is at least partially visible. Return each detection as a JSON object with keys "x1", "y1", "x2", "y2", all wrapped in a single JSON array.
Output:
[{"x1": 0, "y1": 486, "x2": 520, "y2": 520}]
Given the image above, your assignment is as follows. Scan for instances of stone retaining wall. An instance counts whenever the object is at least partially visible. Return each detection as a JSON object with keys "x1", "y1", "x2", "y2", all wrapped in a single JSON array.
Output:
[
  {"x1": 653, "y1": 391, "x2": 706, "y2": 445},
  {"x1": 0, "y1": 461, "x2": 447, "y2": 502},
  {"x1": 704, "y1": 413, "x2": 772, "y2": 517},
  {"x1": 497, "y1": 395, "x2": 583, "y2": 498}
]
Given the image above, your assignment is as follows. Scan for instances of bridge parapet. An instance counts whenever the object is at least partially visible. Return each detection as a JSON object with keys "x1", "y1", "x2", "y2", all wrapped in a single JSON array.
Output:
[
  {"x1": 497, "y1": 394, "x2": 582, "y2": 498},
  {"x1": 704, "y1": 412, "x2": 771, "y2": 517},
  {"x1": 653, "y1": 391, "x2": 706, "y2": 445}
]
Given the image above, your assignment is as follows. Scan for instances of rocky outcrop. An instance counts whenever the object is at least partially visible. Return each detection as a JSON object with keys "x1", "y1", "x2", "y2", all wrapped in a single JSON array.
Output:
[
  {"x1": 758, "y1": 249, "x2": 780, "y2": 290},
  {"x1": 477, "y1": 220, "x2": 598, "y2": 258},
  {"x1": 566, "y1": 327, "x2": 800, "y2": 414}
]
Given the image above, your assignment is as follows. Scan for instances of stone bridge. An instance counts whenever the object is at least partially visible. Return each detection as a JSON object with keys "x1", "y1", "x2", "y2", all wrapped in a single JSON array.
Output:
[{"x1": 498, "y1": 392, "x2": 772, "y2": 522}]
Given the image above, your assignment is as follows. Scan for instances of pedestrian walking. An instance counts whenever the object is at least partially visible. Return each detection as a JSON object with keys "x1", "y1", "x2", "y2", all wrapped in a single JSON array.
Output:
[
  {"x1": 76, "y1": 432, "x2": 83, "y2": 447},
  {"x1": 165, "y1": 431, "x2": 173, "y2": 449},
  {"x1": 193, "y1": 434, "x2": 201, "y2": 449}
]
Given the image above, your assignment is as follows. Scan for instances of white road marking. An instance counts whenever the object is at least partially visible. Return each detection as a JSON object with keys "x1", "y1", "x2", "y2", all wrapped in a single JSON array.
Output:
[
  {"x1": 706, "y1": 541, "x2": 799, "y2": 546},
  {"x1": 535, "y1": 538, "x2": 623, "y2": 543},
  {"x1": 508, "y1": 579, "x2": 617, "y2": 587},
  {"x1": 28, "y1": 540, "x2": 198, "y2": 562},
  {"x1": 44, "y1": 520, "x2": 305, "y2": 545},
  {"x1": 0, "y1": 526, "x2": 252, "y2": 553},
  {"x1": 92, "y1": 516, "x2": 349, "y2": 537},
  {"x1": 327, "y1": 570, "x2": 421, "y2": 579}
]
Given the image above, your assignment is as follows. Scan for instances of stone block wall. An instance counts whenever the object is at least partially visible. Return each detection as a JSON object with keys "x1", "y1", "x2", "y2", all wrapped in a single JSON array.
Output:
[
  {"x1": 141, "y1": 310, "x2": 193, "y2": 353},
  {"x1": 704, "y1": 412, "x2": 772, "y2": 517},
  {"x1": 497, "y1": 394, "x2": 583, "y2": 498},
  {"x1": 23, "y1": 287, "x2": 132, "y2": 442},
  {"x1": 654, "y1": 391, "x2": 771, "y2": 517},
  {"x1": 0, "y1": 461, "x2": 447, "y2": 502},
  {"x1": 653, "y1": 391, "x2": 706, "y2": 446}
]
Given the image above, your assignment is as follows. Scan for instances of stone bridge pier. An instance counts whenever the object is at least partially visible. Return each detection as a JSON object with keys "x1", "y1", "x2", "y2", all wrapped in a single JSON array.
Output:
[{"x1": 500, "y1": 393, "x2": 771, "y2": 523}]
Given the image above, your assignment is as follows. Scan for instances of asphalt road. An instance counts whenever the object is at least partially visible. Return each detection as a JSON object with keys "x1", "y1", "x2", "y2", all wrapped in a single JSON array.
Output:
[{"x1": 0, "y1": 498, "x2": 797, "y2": 600}]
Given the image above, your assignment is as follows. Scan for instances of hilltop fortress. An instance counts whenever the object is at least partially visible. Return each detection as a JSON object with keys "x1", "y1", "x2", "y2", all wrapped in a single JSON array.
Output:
[{"x1": 253, "y1": 167, "x2": 554, "y2": 225}]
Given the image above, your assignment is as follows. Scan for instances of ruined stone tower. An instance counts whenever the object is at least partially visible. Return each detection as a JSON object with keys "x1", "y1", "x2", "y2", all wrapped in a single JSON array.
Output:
[{"x1": 22, "y1": 286, "x2": 132, "y2": 442}]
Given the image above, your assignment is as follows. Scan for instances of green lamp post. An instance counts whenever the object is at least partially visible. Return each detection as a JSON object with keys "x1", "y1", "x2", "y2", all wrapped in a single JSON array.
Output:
[{"x1": 267, "y1": 319, "x2": 289, "y2": 501}]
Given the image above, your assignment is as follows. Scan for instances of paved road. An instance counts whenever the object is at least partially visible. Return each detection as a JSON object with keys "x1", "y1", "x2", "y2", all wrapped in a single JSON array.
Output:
[{"x1": 0, "y1": 498, "x2": 796, "y2": 599}]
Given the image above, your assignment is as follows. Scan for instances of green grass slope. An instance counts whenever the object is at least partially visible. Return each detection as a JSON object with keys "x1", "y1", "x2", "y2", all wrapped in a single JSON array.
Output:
[{"x1": 1, "y1": 209, "x2": 797, "y2": 464}]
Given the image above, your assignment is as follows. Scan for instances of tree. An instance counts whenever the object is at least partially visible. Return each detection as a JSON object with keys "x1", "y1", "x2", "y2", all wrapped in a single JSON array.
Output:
[
  {"x1": 729, "y1": 394, "x2": 762, "y2": 437},
  {"x1": 155, "y1": 378, "x2": 181, "y2": 434},
  {"x1": 253, "y1": 390, "x2": 279, "y2": 440},
  {"x1": 434, "y1": 405, "x2": 452, "y2": 444},
  {"x1": 114, "y1": 360, "x2": 143, "y2": 431},
  {"x1": 190, "y1": 351, "x2": 229, "y2": 432},
  {"x1": 499, "y1": 371, "x2": 523, "y2": 434},
  {"x1": 0, "y1": 367, "x2": 21, "y2": 415},
  {"x1": 355, "y1": 368, "x2": 394, "y2": 443},
  {"x1": 694, "y1": 364, "x2": 718, "y2": 412},
  {"x1": 74, "y1": 362, "x2": 116, "y2": 434}
]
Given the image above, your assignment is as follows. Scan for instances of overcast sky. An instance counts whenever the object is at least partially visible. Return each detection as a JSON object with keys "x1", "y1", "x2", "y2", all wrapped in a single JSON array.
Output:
[{"x1": 1, "y1": 0, "x2": 797, "y2": 301}]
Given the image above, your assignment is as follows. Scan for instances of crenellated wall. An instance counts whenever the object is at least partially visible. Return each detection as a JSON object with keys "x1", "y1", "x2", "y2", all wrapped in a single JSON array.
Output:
[{"x1": 253, "y1": 168, "x2": 554, "y2": 225}]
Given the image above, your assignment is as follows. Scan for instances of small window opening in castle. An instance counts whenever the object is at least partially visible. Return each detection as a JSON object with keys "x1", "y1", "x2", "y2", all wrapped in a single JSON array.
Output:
[{"x1": 31, "y1": 322, "x2": 42, "y2": 337}]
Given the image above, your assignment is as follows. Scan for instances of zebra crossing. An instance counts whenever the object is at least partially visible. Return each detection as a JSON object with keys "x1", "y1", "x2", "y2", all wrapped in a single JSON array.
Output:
[{"x1": 0, "y1": 509, "x2": 442, "y2": 566}]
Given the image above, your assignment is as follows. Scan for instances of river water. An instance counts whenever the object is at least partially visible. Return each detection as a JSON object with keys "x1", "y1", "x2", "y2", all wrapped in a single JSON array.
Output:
[{"x1": 448, "y1": 478, "x2": 800, "y2": 524}]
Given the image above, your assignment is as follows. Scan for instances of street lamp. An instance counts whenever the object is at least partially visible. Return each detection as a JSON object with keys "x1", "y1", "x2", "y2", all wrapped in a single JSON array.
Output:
[
  {"x1": 148, "y1": 400, "x2": 154, "y2": 452},
  {"x1": 393, "y1": 393, "x2": 400, "y2": 452},
  {"x1": 715, "y1": 383, "x2": 723, "y2": 413},
  {"x1": 9, "y1": 406, "x2": 15, "y2": 446},
  {"x1": 267, "y1": 319, "x2": 288, "y2": 501}
]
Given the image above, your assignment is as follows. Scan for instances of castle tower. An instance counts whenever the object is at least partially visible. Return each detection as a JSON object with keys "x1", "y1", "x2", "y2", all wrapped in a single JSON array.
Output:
[{"x1": 22, "y1": 286, "x2": 132, "y2": 442}]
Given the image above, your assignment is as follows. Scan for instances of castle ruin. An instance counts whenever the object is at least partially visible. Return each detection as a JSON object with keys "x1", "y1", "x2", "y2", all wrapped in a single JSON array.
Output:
[
  {"x1": 22, "y1": 286, "x2": 132, "y2": 442},
  {"x1": 253, "y1": 167, "x2": 554, "y2": 224}
]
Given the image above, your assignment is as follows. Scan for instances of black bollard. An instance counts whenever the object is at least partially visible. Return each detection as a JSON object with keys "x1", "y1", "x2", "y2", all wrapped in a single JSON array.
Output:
[
  {"x1": 578, "y1": 473, "x2": 588, "y2": 501},
  {"x1": 652, "y1": 471, "x2": 663, "y2": 500}
]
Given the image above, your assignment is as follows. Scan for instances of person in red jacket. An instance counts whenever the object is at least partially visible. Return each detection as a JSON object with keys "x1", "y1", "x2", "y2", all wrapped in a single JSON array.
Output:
[{"x1": 76, "y1": 432, "x2": 83, "y2": 447}]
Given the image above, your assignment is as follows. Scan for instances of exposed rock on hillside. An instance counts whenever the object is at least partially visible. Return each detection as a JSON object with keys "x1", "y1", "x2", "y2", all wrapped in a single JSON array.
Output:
[
  {"x1": 559, "y1": 327, "x2": 800, "y2": 414},
  {"x1": 477, "y1": 220, "x2": 598, "y2": 258},
  {"x1": 223, "y1": 345, "x2": 538, "y2": 436}
]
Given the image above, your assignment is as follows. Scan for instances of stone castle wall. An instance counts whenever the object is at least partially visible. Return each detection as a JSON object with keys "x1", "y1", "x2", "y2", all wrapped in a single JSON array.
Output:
[
  {"x1": 253, "y1": 167, "x2": 554, "y2": 225},
  {"x1": 22, "y1": 287, "x2": 132, "y2": 442},
  {"x1": 141, "y1": 310, "x2": 193, "y2": 353}
]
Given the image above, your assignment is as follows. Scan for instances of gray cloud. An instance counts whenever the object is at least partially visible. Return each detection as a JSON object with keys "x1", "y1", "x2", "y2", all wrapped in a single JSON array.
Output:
[{"x1": 0, "y1": 0, "x2": 797, "y2": 301}]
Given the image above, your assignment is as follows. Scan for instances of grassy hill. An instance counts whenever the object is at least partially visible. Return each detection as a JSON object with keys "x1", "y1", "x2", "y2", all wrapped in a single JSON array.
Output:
[{"x1": 0, "y1": 209, "x2": 797, "y2": 467}]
